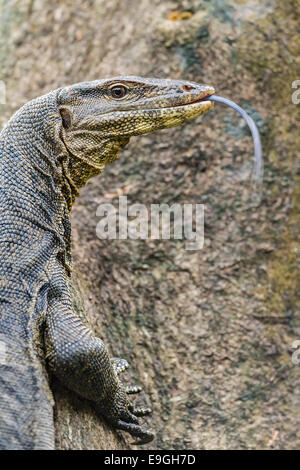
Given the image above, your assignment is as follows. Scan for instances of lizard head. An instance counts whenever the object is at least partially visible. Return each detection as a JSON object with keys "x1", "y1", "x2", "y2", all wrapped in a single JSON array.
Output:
[{"x1": 56, "y1": 76, "x2": 214, "y2": 188}]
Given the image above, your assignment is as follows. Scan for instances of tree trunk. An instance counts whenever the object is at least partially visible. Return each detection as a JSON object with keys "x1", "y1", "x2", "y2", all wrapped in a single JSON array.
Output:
[{"x1": 0, "y1": 0, "x2": 299, "y2": 450}]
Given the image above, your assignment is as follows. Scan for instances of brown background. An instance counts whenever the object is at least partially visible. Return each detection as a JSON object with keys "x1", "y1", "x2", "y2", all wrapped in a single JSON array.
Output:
[{"x1": 0, "y1": 0, "x2": 299, "y2": 450}]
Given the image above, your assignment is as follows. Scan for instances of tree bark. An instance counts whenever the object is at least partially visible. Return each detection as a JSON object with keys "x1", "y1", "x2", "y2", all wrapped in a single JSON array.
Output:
[{"x1": 0, "y1": 0, "x2": 299, "y2": 450}]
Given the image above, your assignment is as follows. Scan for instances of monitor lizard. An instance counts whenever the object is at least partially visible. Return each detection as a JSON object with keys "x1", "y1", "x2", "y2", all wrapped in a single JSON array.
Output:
[{"x1": 0, "y1": 76, "x2": 214, "y2": 448}]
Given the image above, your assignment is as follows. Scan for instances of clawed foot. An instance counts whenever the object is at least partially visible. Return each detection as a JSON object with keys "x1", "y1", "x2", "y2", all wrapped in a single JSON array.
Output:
[{"x1": 98, "y1": 357, "x2": 154, "y2": 445}]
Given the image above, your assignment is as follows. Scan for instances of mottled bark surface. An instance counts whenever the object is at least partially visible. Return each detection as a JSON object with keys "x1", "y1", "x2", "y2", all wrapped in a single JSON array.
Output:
[{"x1": 0, "y1": 0, "x2": 299, "y2": 450}]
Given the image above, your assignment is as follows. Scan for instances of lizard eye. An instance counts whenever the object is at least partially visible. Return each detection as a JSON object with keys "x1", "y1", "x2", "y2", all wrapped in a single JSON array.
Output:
[{"x1": 110, "y1": 85, "x2": 127, "y2": 99}]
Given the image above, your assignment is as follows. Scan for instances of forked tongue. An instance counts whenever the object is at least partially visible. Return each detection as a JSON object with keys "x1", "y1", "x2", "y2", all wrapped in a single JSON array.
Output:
[{"x1": 208, "y1": 95, "x2": 263, "y2": 186}]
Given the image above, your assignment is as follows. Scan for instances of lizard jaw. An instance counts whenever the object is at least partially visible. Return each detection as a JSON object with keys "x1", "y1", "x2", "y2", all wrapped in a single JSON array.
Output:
[
  {"x1": 172, "y1": 89, "x2": 215, "y2": 109},
  {"x1": 159, "y1": 98, "x2": 214, "y2": 124},
  {"x1": 158, "y1": 88, "x2": 215, "y2": 119}
]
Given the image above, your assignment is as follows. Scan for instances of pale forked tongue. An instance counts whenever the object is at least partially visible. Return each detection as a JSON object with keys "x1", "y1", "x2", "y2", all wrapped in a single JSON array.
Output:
[{"x1": 208, "y1": 95, "x2": 263, "y2": 186}]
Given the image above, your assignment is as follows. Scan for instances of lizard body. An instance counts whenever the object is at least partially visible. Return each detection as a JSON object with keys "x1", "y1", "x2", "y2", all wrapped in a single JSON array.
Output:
[{"x1": 0, "y1": 76, "x2": 214, "y2": 448}]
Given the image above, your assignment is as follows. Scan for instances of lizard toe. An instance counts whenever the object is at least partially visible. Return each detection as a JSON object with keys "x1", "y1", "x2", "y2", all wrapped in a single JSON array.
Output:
[
  {"x1": 110, "y1": 357, "x2": 129, "y2": 375},
  {"x1": 125, "y1": 385, "x2": 142, "y2": 394},
  {"x1": 129, "y1": 406, "x2": 152, "y2": 417},
  {"x1": 116, "y1": 419, "x2": 154, "y2": 445}
]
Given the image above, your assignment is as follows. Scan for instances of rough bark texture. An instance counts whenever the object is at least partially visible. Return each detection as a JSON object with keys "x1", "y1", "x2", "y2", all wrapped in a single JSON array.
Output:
[{"x1": 0, "y1": 0, "x2": 299, "y2": 450}]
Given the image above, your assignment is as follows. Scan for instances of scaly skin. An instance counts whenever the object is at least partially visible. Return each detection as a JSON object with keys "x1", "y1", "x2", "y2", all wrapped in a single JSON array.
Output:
[{"x1": 0, "y1": 76, "x2": 214, "y2": 449}]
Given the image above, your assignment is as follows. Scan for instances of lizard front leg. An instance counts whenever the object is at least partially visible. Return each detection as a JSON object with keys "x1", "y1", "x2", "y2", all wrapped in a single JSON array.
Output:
[{"x1": 44, "y1": 274, "x2": 154, "y2": 445}]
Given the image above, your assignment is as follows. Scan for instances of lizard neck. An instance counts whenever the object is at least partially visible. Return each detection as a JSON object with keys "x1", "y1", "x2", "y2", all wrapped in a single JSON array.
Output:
[
  {"x1": 0, "y1": 91, "x2": 73, "y2": 275},
  {"x1": 59, "y1": 134, "x2": 129, "y2": 208}
]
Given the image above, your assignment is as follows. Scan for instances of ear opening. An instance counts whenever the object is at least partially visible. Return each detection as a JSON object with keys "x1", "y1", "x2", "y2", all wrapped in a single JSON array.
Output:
[{"x1": 59, "y1": 107, "x2": 72, "y2": 129}]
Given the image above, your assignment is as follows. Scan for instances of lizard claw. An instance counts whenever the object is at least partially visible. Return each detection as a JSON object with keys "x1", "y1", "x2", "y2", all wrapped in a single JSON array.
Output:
[{"x1": 116, "y1": 419, "x2": 154, "y2": 445}]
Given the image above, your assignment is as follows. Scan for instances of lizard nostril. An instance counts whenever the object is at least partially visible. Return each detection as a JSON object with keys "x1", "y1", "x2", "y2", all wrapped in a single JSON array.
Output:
[{"x1": 182, "y1": 84, "x2": 195, "y2": 92}]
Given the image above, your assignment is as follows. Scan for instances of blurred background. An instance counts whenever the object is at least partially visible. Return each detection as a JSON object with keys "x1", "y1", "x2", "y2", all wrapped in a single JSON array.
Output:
[{"x1": 0, "y1": 0, "x2": 299, "y2": 450}]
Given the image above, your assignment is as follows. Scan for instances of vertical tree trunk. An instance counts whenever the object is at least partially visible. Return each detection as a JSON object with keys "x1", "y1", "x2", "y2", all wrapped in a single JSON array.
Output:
[{"x1": 0, "y1": 0, "x2": 299, "y2": 449}]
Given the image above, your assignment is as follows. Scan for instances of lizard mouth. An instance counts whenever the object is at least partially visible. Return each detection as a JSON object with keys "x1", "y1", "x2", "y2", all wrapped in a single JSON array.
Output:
[
  {"x1": 177, "y1": 90, "x2": 215, "y2": 107},
  {"x1": 163, "y1": 88, "x2": 215, "y2": 112},
  {"x1": 163, "y1": 93, "x2": 214, "y2": 116},
  {"x1": 128, "y1": 88, "x2": 216, "y2": 129}
]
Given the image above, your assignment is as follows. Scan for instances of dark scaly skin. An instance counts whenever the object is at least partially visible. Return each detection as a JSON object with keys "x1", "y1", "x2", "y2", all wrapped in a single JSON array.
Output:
[{"x1": 0, "y1": 76, "x2": 214, "y2": 449}]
